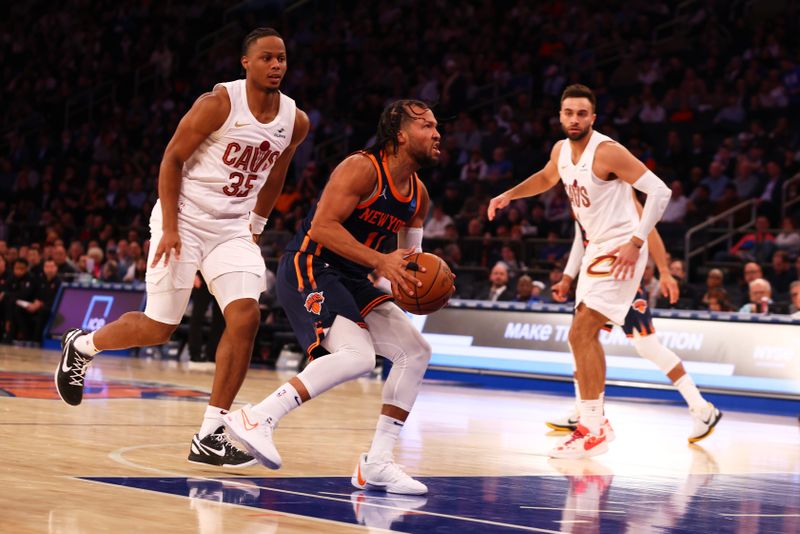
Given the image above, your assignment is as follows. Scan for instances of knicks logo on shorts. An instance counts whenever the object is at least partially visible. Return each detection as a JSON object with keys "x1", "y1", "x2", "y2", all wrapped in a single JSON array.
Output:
[
  {"x1": 586, "y1": 255, "x2": 616, "y2": 277},
  {"x1": 304, "y1": 291, "x2": 325, "y2": 315},
  {"x1": 632, "y1": 299, "x2": 648, "y2": 313}
]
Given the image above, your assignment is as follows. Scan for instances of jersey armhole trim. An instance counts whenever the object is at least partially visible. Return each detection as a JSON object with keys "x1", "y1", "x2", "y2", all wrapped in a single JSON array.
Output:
[{"x1": 356, "y1": 153, "x2": 383, "y2": 209}]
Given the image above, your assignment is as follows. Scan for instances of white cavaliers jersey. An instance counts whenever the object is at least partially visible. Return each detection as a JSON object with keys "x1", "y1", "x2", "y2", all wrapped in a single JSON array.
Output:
[
  {"x1": 180, "y1": 79, "x2": 296, "y2": 218},
  {"x1": 557, "y1": 130, "x2": 639, "y2": 245}
]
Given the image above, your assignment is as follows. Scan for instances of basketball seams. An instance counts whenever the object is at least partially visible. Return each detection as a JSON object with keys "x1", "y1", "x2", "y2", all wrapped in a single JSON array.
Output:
[{"x1": 415, "y1": 253, "x2": 442, "y2": 300}]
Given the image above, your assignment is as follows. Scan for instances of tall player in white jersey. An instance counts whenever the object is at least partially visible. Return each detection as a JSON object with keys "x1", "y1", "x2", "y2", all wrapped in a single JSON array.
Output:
[
  {"x1": 488, "y1": 84, "x2": 671, "y2": 458},
  {"x1": 55, "y1": 28, "x2": 310, "y2": 467}
]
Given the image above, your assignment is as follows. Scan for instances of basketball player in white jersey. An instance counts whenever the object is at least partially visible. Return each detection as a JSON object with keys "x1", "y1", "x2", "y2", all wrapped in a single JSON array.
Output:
[
  {"x1": 548, "y1": 203, "x2": 722, "y2": 443},
  {"x1": 488, "y1": 84, "x2": 672, "y2": 458},
  {"x1": 55, "y1": 27, "x2": 310, "y2": 468}
]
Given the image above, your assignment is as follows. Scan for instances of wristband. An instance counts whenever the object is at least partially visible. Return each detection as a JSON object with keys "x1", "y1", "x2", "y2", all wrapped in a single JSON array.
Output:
[{"x1": 249, "y1": 212, "x2": 268, "y2": 234}]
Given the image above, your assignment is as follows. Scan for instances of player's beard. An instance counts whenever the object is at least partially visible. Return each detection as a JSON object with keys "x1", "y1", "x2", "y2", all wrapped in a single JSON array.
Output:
[
  {"x1": 563, "y1": 124, "x2": 590, "y2": 141},
  {"x1": 410, "y1": 143, "x2": 439, "y2": 168}
]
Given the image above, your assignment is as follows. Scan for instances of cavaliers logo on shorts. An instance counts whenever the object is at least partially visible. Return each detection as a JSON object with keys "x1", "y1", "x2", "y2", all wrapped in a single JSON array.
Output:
[
  {"x1": 304, "y1": 291, "x2": 325, "y2": 315},
  {"x1": 632, "y1": 298, "x2": 648, "y2": 313},
  {"x1": 586, "y1": 254, "x2": 617, "y2": 277}
]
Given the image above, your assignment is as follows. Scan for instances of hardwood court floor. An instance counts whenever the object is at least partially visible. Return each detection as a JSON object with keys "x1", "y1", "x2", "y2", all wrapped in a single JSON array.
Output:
[{"x1": 2, "y1": 345, "x2": 799, "y2": 533}]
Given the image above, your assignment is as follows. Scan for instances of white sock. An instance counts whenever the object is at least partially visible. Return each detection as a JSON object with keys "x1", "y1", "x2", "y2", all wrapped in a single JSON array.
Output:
[
  {"x1": 367, "y1": 415, "x2": 404, "y2": 462},
  {"x1": 251, "y1": 382, "x2": 303, "y2": 425},
  {"x1": 579, "y1": 398, "x2": 604, "y2": 434},
  {"x1": 199, "y1": 405, "x2": 228, "y2": 438},
  {"x1": 74, "y1": 332, "x2": 100, "y2": 356},
  {"x1": 675, "y1": 375, "x2": 708, "y2": 413}
]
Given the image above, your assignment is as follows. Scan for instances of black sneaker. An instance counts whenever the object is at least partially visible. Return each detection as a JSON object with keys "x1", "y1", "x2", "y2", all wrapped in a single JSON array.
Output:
[
  {"x1": 188, "y1": 426, "x2": 258, "y2": 468},
  {"x1": 54, "y1": 328, "x2": 93, "y2": 406}
]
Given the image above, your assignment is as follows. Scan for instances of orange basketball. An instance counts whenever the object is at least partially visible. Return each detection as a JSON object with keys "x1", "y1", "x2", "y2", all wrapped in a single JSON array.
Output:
[{"x1": 394, "y1": 252, "x2": 454, "y2": 315}]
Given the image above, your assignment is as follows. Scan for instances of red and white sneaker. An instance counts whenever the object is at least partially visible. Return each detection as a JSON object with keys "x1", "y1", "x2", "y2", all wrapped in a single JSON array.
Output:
[
  {"x1": 548, "y1": 423, "x2": 610, "y2": 459},
  {"x1": 546, "y1": 412, "x2": 616, "y2": 443}
]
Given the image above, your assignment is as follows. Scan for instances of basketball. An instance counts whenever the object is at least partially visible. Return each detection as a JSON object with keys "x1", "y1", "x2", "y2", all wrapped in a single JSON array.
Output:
[{"x1": 394, "y1": 252, "x2": 454, "y2": 315}]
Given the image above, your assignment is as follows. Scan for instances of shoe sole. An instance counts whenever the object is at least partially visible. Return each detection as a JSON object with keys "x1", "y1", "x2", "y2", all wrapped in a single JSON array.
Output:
[
  {"x1": 357, "y1": 481, "x2": 428, "y2": 496},
  {"x1": 187, "y1": 458, "x2": 258, "y2": 468},
  {"x1": 545, "y1": 422, "x2": 578, "y2": 432},
  {"x1": 688, "y1": 410, "x2": 723, "y2": 443},
  {"x1": 549, "y1": 441, "x2": 610, "y2": 459},
  {"x1": 224, "y1": 421, "x2": 281, "y2": 470}
]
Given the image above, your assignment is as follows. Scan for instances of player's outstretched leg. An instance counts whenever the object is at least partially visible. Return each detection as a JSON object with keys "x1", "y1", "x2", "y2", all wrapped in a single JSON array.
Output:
[{"x1": 55, "y1": 312, "x2": 177, "y2": 406}]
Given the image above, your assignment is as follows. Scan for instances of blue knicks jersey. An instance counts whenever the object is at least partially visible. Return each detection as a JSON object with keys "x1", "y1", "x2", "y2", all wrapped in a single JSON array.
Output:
[{"x1": 284, "y1": 148, "x2": 422, "y2": 277}]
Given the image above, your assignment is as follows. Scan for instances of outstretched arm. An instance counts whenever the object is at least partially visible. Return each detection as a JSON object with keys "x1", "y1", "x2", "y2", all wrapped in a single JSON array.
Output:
[{"x1": 488, "y1": 141, "x2": 563, "y2": 220}]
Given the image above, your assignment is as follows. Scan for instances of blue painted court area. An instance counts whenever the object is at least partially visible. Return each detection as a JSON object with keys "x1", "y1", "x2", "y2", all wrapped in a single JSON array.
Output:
[{"x1": 83, "y1": 473, "x2": 800, "y2": 533}]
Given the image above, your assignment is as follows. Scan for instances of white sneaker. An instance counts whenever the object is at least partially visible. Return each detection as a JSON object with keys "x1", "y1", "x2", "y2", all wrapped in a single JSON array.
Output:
[
  {"x1": 223, "y1": 404, "x2": 282, "y2": 469},
  {"x1": 688, "y1": 403, "x2": 722, "y2": 443},
  {"x1": 549, "y1": 424, "x2": 610, "y2": 459},
  {"x1": 545, "y1": 407, "x2": 580, "y2": 431},
  {"x1": 351, "y1": 453, "x2": 428, "y2": 495}
]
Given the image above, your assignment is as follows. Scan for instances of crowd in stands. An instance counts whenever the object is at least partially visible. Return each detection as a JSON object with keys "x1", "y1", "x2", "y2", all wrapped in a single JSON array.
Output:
[{"x1": 2, "y1": 0, "x2": 800, "y2": 344}]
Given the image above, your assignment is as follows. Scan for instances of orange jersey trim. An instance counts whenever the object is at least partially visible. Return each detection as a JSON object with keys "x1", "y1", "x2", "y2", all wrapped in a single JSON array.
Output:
[
  {"x1": 356, "y1": 153, "x2": 384, "y2": 209},
  {"x1": 382, "y1": 153, "x2": 414, "y2": 202}
]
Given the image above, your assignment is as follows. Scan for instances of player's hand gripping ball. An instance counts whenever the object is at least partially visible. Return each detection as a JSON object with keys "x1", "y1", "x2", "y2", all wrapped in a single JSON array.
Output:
[{"x1": 394, "y1": 252, "x2": 455, "y2": 315}]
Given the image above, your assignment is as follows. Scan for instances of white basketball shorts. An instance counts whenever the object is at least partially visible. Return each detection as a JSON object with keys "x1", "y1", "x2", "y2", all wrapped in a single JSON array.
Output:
[
  {"x1": 144, "y1": 199, "x2": 266, "y2": 324},
  {"x1": 574, "y1": 236, "x2": 649, "y2": 325}
]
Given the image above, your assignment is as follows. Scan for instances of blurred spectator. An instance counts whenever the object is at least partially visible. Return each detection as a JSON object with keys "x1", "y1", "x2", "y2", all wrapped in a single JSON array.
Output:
[
  {"x1": 700, "y1": 269, "x2": 725, "y2": 308},
  {"x1": 513, "y1": 275, "x2": 546, "y2": 305},
  {"x1": 538, "y1": 231, "x2": 569, "y2": 264},
  {"x1": 460, "y1": 149, "x2": 488, "y2": 182},
  {"x1": 423, "y1": 205, "x2": 454, "y2": 239},
  {"x1": 474, "y1": 262, "x2": 513, "y2": 302},
  {"x1": 732, "y1": 156, "x2": 760, "y2": 200},
  {"x1": 728, "y1": 215, "x2": 776, "y2": 263},
  {"x1": 790, "y1": 281, "x2": 800, "y2": 317},
  {"x1": 5, "y1": 259, "x2": 36, "y2": 342},
  {"x1": 700, "y1": 161, "x2": 730, "y2": 203},
  {"x1": 29, "y1": 259, "x2": 62, "y2": 342},
  {"x1": 757, "y1": 160, "x2": 784, "y2": 219},
  {"x1": 661, "y1": 180, "x2": 689, "y2": 224},
  {"x1": 52, "y1": 245, "x2": 78, "y2": 278},
  {"x1": 656, "y1": 259, "x2": 697, "y2": 309},
  {"x1": 738, "y1": 278, "x2": 773, "y2": 314},
  {"x1": 774, "y1": 216, "x2": 800, "y2": 256},
  {"x1": 765, "y1": 250, "x2": 797, "y2": 297},
  {"x1": 706, "y1": 287, "x2": 734, "y2": 312}
]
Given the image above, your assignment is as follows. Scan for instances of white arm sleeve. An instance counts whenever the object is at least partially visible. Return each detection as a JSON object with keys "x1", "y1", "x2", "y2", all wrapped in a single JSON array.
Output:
[
  {"x1": 398, "y1": 226, "x2": 423, "y2": 253},
  {"x1": 631, "y1": 170, "x2": 671, "y2": 242},
  {"x1": 563, "y1": 221, "x2": 585, "y2": 279}
]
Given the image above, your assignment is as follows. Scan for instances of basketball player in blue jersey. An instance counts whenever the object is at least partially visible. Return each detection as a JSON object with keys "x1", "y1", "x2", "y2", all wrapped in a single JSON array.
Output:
[
  {"x1": 550, "y1": 207, "x2": 722, "y2": 443},
  {"x1": 55, "y1": 28, "x2": 310, "y2": 468},
  {"x1": 225, "y1": 100, "x2": 450, "y2": 495}
]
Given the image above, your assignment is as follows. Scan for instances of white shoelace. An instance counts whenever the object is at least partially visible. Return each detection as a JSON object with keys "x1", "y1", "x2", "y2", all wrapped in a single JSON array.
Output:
[{"x1": 69, "y1": 353, "x2": 93, "y2": 386}]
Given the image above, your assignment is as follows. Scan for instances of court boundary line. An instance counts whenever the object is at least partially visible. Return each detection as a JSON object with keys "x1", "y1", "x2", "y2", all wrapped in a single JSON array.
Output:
[{"x1": 104, "y1": 442, "x2": 564, "y2": 533}]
